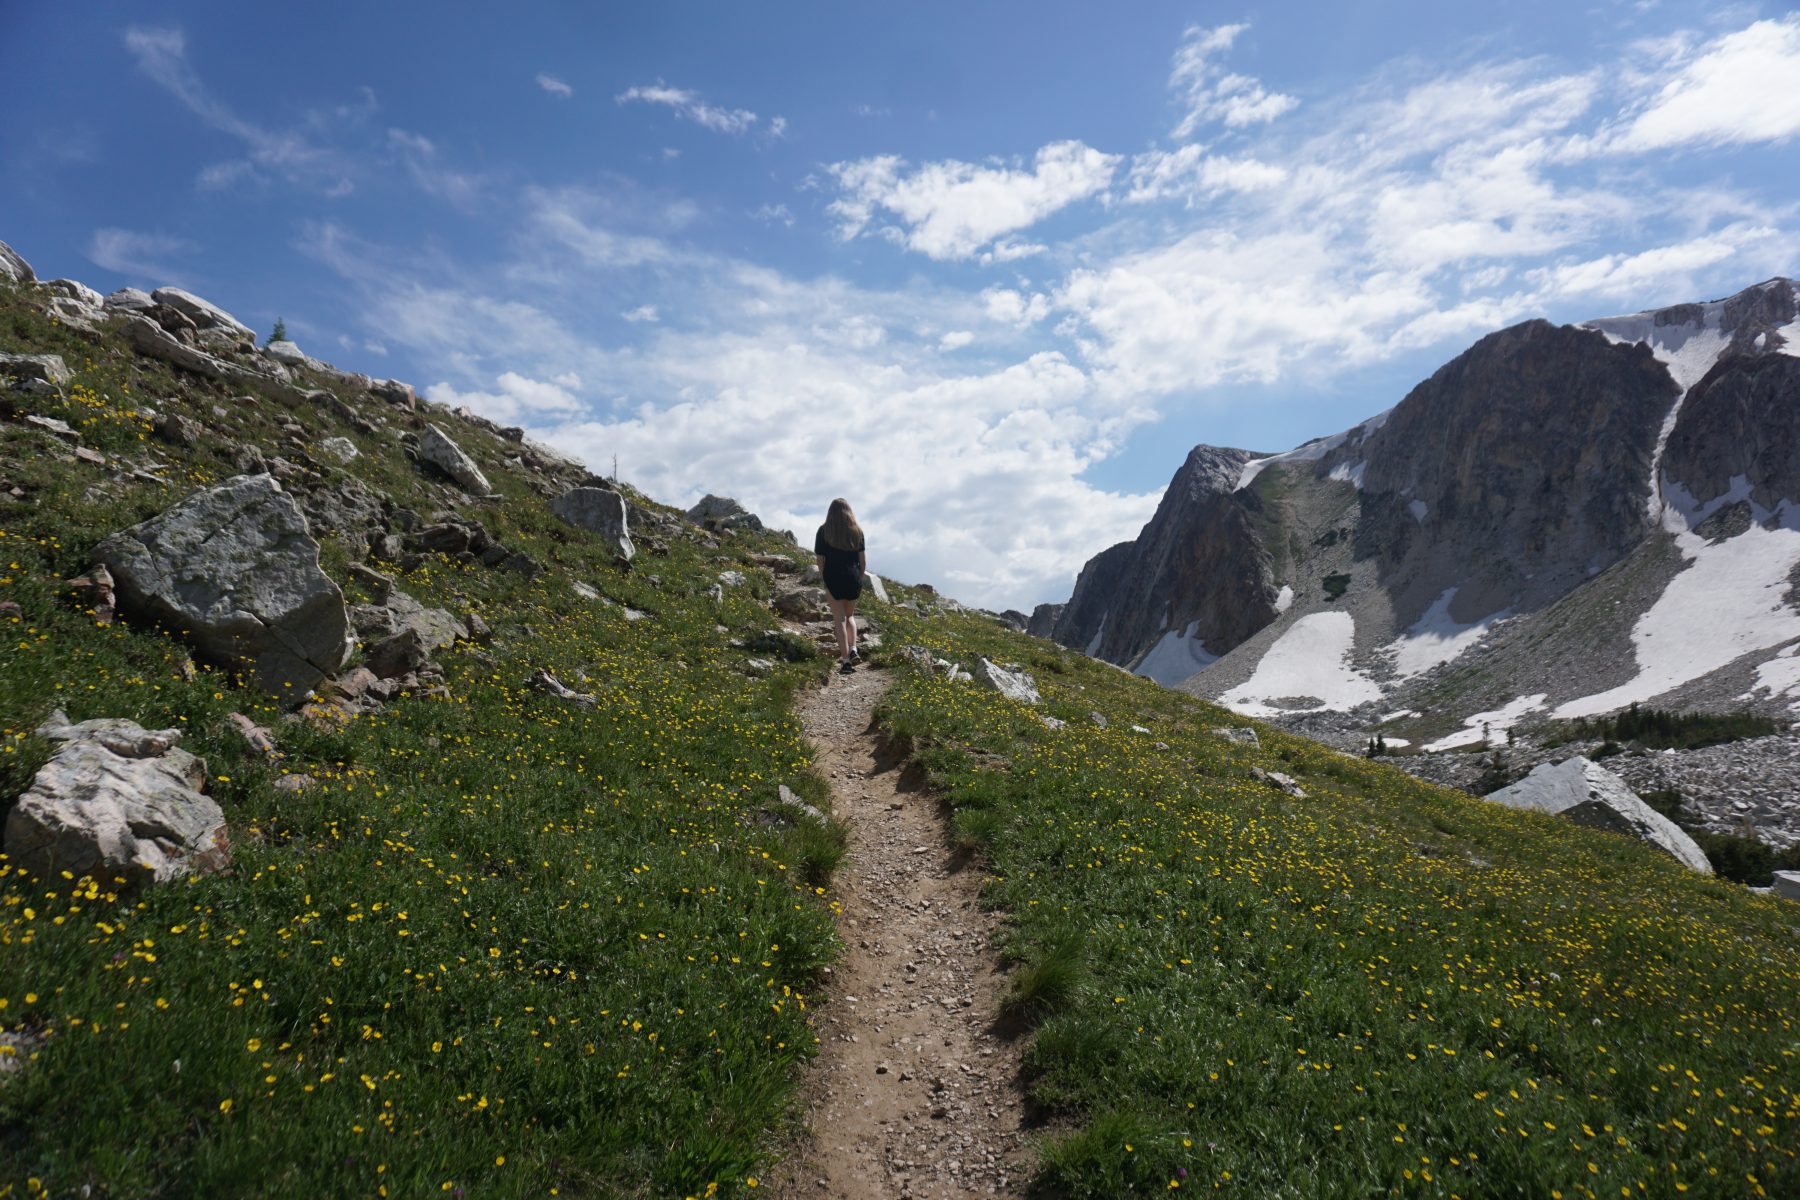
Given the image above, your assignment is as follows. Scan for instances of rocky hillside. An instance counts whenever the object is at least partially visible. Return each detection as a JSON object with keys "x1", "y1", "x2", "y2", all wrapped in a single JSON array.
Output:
[{"x1": 1041, "y1": 279, "x2": 1800, "y2": 839}]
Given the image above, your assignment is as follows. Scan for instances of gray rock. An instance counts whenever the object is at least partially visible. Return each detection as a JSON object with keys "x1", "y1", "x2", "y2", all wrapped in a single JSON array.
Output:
[
  {"x1": 42, "y1": 278, "x2": 104, "y2": 308},
  {"x1": 686, "y1": 494, "x2": 764, "y2": 532},
  {"x1": 150, "y1": 286, "x2": 255, "y2": 339},
  {"x1": 1212, "y1": 726, "x2": 1261, "y2": 748},
  {"x1": 24, "y1": 414, "x2": 78, "y2": 440},
  {"x1": 718, "y1": 570, "x2": 747, "y2": 588},
  {"x1": 317, "y1": 436, "x2": 359, "y2": 465},
  {"x1": 550, "y1": 487, "x2": 634, "y2": 561},
  {"x1": 1, "y1": 353, "x2": 71, "y2": 388},
  {"x1": 1772, "y1": 871, "x2": 1800, "y2": 902},
  {"x1": 103, "y1": 287, "x2": 154, "y2": 311},
  {"x1": 776, "y1": 783, "x2": 828, "y2": 824},
  {"x1": 1040, "y1": 714, "x2": 1067, "y2": 730},
  {"x1": 4, "y1": 709, "x2": 227, "y2": 883},
  {"x1": 93, "y1": 474, "x2": 355, "y2": 699},
  {"x1": 264, "y1": 340, "x2": 312, "y2": 365},
  {"x1": 1250, "y1": 766, "x2": 1307, "y2": 798},
  {"x1": 973, "y1": 658, "x2": 1040, "y2": 705},
  {"x1": 349, "y1": 588, "x2": 466, "y2": 656},
  {"x1": 773, "y1": 585, "x2": 829, "y2": 621},
  {"x1": 370, "y1": 379, "x2": 417, "y2": 411},
  {"x1": 122, "y1": 315, "x2": 253, "y2": 384},
  {"x1": 865, "y1": 572, "x2": 892, "y2": 603},
  {"x1": 0, "y1": 238, "x2": 35, "y2": 284},
  {"x1": 419, "y1": 424, "x2": 492, "y2": 494},
  {"x1": 1485, "y1": 756, "x2": 1712, "y2": 873}
]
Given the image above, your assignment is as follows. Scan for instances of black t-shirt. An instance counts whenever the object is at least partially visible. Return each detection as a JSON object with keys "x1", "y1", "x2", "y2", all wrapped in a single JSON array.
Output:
[{"x1": 814, "y1": 527, "x2": 864, "y2": 576}]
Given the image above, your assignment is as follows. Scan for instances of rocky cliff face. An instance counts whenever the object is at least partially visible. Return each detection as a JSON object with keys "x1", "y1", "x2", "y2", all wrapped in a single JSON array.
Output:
[
  {"x1": 1350, "y1": 319, "x2": 1678, "y2": 621},
  {"x1": 1041, "y1": 278, "x2": 1800, "y2": 747},
  {"x1": 1050, "y1": 446, "x2": 1271, "y2": 672}
]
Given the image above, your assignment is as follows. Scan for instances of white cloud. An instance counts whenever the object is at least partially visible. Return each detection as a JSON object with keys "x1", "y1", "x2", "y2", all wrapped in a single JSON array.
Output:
[
  {"x1": 939, "y1": 329, "x2": 974, "y2": 350},
  {"x1": 1609, "y1": 16, "x2": 1800, "y2": 151},
  {"x1": 124, "y1": 26, "x2": 350, "y2": 191},
  {"x1": 536, "y1": 73, "x2": 573, "y2": 99},
  {"x1": 616, "y1": 83, "x2": 760, "y2": 135},
  {"x1": 981, "y1": 287, "x2": 1051, "y2": 327},
  {"x1": 1124, "y1": 145, "x2": 1288, "y2": 204},
  {"x1": 427, "y1": 370, "x2": 586, "y2": 425},
  {"x1": 1168, "y1": 23, "x2": 1298, "y2": 138},
  {"x1": 86, "y1": 228, "x2": 195, "y2": 280},
  {"x1": 622, "y1": 304, "x2": 660, "y2": 323},
  {"x1": 827, "y1": 141, "x2": 1120, "y2": 260},
  {"x1": 387, "y1": 128, "x2": 488, "y2": 210},
  {"x1": 752, "y1": 203, "x2": 795, "y2": 226}
]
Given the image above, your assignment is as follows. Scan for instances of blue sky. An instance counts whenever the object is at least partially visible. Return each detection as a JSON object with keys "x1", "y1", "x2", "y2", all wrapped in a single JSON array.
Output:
[{"x1": 4, "y1": 2, "x2": 1798, "y2": 609}]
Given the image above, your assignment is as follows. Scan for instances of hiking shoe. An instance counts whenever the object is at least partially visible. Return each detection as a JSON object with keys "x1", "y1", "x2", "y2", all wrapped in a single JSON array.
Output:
[
  {"x1": 848, "y1": 647, "x2": 860, "y2": 663},
  {"x1": 839, "y1": 659, "x2": 855, "y2": 675}
]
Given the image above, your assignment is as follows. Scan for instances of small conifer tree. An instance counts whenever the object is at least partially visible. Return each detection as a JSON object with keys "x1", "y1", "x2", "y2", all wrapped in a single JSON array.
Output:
[{"x1": 268, "y1": 317, "x2": 287, "y2": 346}]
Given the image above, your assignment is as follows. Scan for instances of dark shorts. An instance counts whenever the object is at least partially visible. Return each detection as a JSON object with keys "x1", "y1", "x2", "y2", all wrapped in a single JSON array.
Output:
[{"x1": 824, "y1": 566, "x2": 863, "y2": 602}]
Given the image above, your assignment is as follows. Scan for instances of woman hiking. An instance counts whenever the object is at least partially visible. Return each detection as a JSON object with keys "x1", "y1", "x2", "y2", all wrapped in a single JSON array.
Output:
[{"x1": 813, "y1": 497, "x2": 867, "y2": 673}]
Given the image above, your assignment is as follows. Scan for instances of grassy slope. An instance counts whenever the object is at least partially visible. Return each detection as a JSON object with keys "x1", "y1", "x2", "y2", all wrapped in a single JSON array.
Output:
[
  {"x1": 873, "y1": 604, "x2": 1800, "y2": 1199},
  {"x1": 0, "y1": 289, "x2": 844, "y2": 1198}
]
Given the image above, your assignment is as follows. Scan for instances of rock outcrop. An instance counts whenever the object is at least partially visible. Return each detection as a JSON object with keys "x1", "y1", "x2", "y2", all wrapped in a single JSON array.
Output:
[
  {"x1": 551, "y1": 486, "x2": 635, "y2": 561},
  {"x1": 150, "y1": 286, "x2": 256, "y2": 341},
  {"x1": 1663, "y1": 352, "x2": 1800, "y2": 517},
  {"x1": 0, "y1": 238, "x2": 34, "y2": 284},
  {"x1": 4, "y1": 710, "x2": 228, "y2": 883},
  {"x1": 418, "y1": 424, "x2": 492, "y2": 494},
  {"x1": 687, "y1": 494, "x2": 764, "y2": 533},
  {"x1": 1052, "y1": 446, "x2": 1271, "y2": 672},
  {"x1": 1485, "y1": 756, "x2": 1712, "y2": 873},
  {"x1": 93, "y1": 474, "x2": 354, "y2": 698},
  {"x1": 973, "y1": 658, "x2": 1039, "y2": 705}
]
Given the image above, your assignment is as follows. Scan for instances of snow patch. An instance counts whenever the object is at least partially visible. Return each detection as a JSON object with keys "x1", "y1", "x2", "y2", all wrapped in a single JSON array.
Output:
[
  {"x1": 1085, "y1": 615, "x2": 1107, "y2": 657},
  {"x1": 1778, "y1": 318, "x2": 1800, "y2": 357},
  {"x1": 1743, "y1": 642, "x2": 1800, "y2": 711},
  {"x1": 1408, "y1": 499, "x2": 1428, "y2": 523},
  {"x1": 1133, "y1": 620, "x2": 1220, "y2": 686},
  {"x1": 1389, "y1": 587, "x2": 1508, "y2": 677},
  {"x1": 1220, "y1": 612, "x2": 1383, "y2": 717},
  {"x1": 1237, "y1": 409, "x2": 1392, "y2": 491},
  {"x1": 1273, "y1": 584, "x2": 1294, "y2": 613},
  {"x1": 1555, "y1": 510, "x2": 1800, "y2": 719},
  {"x1": 1424, "y1": 694, "x2": 1547, "y2": 752},
  {"x1": 1328, "y1": 460, "x2": 1367, "y2": 488}
]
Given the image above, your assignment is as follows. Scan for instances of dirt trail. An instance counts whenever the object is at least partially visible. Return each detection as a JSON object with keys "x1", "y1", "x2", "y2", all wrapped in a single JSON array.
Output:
[{"x1": 774, "y1": 663, "x2": 1030, "y2": 1199}]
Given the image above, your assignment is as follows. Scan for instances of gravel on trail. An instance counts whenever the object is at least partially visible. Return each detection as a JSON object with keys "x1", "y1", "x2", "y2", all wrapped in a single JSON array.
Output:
[{"x1": 772, "y1": 663, "x2": 1030, "y2": 1199}]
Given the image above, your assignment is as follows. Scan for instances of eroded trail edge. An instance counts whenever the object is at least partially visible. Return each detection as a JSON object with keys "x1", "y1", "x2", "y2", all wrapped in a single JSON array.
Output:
[{"x1": 776, "y1": 665, "x2": 1029, "y2": 1199}]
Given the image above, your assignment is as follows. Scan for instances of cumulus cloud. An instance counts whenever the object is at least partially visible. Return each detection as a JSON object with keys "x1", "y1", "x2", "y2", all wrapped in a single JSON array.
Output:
[
  {"x1": 536, "y1": 72, "x2": 573, "y2": 98},
  {"x1": 86, "y1": 228, "x2": 195, "y2": 280},
  {"x1": 427, "y1": 371, "x2": 585, "y2": 425},
  {"x1": 616, "y1": 82, "x2": 762, "y2": 134},
  {"x1": 1124, "y1": 145, "x2": 1288, "y2": 204},
  {"x1": 1608, "y1": 16, "x2": 1800, "y2": 151},
  {"x1": 938, "y1": 329, "x2": 974, "y2": 350},
  {"x1": 827, "y1": 141, "x2": 1120, "y2": 260},
  {"x1": 1168, "y1": 24, "x2": 1298, "y2": 138},
  {"x1": 622, "y1": 304, "x2": 660, "y2": 322}
]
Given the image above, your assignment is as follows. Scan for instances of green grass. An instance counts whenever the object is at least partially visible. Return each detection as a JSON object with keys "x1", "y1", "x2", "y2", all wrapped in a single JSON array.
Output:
[
  {"x1": 872, "y1": 603, "x2": 1800, "y2": 1199},
  {"x1": 0, "y1": 287, "x2": 848, "y2": 1198}
]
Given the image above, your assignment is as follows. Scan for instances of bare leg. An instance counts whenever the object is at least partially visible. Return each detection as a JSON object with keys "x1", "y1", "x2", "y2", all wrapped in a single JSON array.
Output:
[
  {"x1": 828, "y1": 597, "x2": 851, "y2": 661},
  {"x1": 845, "y1": 598, "x2": 859, "y2": 655}
]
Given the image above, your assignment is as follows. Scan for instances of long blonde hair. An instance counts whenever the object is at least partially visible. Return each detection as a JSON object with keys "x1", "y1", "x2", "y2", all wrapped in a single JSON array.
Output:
[{"x1": 822, "y1": 497, "x2": 863, "y2": 551}]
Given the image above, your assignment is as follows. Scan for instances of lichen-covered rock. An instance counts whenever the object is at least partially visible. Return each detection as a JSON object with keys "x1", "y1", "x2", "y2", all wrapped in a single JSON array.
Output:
[
  {"x1": 419, "y1": 424, "x2": 492, "y2": 494},
  {"x1": 103, "y1": 286, "x2": 154, "y2": 311},
  {"x1": 0, "y1": 353, "x2": 71, "y2": 388},
  {"x1": 1486, "y1": 756, "x2": 1712, "y2": 873},
  {"x1": 93, "y1": 474, "x2": 354, "y2": 699},
  {"x1": 0, "y1": 238, "x2": 35, "y2": 284},
  {"x1": 3, "y1": 710, "x2": 228, "y2": 884},
  {"x1": 551, "y1": 487, "x2": 634, "y2": 561},
  {"x1": 686, "y1": 494, "x2": 764, "y2": 532},
  {"x1": 973, "y1": 658, "x2": 1040, "y2": 705},
  {"x1": 150, "y1": 286, "x2": 256, "y2": 340}
]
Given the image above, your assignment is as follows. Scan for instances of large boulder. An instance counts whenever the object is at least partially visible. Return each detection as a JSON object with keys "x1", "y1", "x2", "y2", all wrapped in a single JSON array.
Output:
[
  {"x1": 1485, "y1": 756, "x2": 1712, "y2": 873},
  {"x1": 686, "y1": 494, "x2": 764, "y2": 533},
  {"x1": 4, "y1": 710, "x2": 227, "y2": 884},
  {"x1": 351, "y1": 588, "x2": 466, "y2": 679},
  {"x1": 42, "y1": 278, "x2": 104, "y2": 308},
  {"x1": 123, "y1": 314, "x2": 251, "y2": 384},
  {"x1": 150, "y1": 286, "x2": 255, "y2": 340},
  {"x1": 0, "y1": 238, "x2": 34, "y2": 284},
  {"x1": 0, "y1": 353, "x2": 71, "y2": 388},
  {"x1": 104, "y1": 287, "x2": 155, "y2": 312},
  {"x1": 550, "y1": 487, "x2": 634, "y2": 561},
  {"x1": 419, "y1": 424, "x2": 492, "y2": 494},
  {"x1": 973, "y1": 658, "x2": 1040, "y2": 705},
  {"x1": 93, "y1": 474, "x2": 355, "y2": 698},
  {"x1": 1772, "y1": 871, "x2": 1800, "y2": 903}
]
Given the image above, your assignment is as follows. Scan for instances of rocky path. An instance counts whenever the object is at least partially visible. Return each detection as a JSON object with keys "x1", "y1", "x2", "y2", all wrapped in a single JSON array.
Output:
[{"x1": 774, "y1": 663, "x2": 1030, "y2": 1199}]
